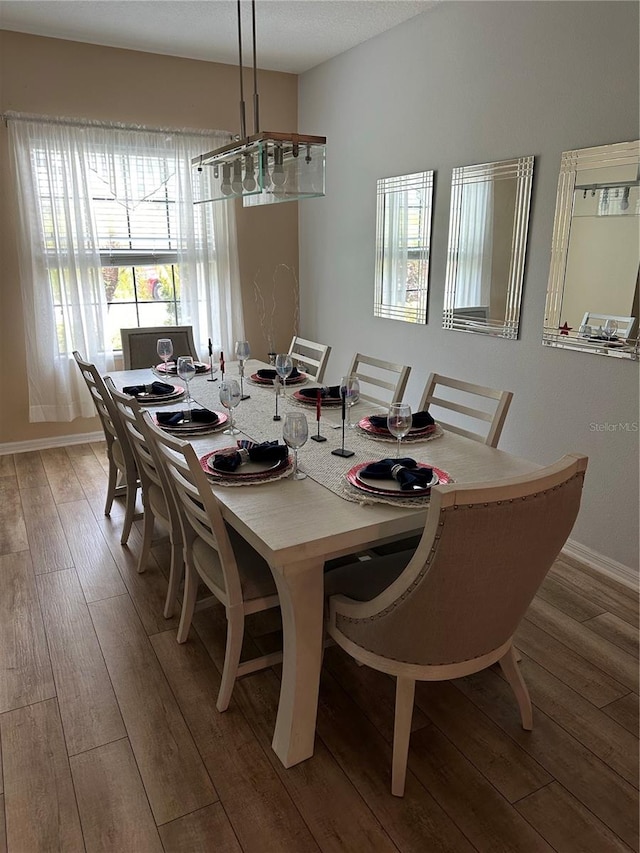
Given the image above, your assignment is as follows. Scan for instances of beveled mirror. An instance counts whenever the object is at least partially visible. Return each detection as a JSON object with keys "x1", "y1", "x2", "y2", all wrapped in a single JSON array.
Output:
[
  {"x1": 543, "y1": 140, "x2": 639, "y2": 360},
  {"x1": 374, "y1": 170, "x2": 433, "y2": 323},
  {"x1": 443, "y1": 156, "x2": 534, "y2": 338}
]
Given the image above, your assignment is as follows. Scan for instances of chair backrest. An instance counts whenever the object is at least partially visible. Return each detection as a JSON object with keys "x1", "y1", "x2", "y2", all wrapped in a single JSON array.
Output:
[
  {"x1": 418, "y1": 372, "x2": 513, "y2": 448},
  {"x1": 580, "y1": 312, "x2": 636, "y2": 338},
  {"x1": 73, "y1": 352, "x2": 137, "y2": 470},
  {"x1": 288, "y1": 336, "x2": 331, "y2": 383},
  {"x1": 105, "y1": 378, "x2": 177, "y2": 525},
  {"x1": 120, "y1": 326, "x2": 198, "y2": 370},
  {"x1": 139, "y1": 412, "x2": 244, "y2": 605},
  {"x1": 346, "y1": 353, "x2": 411, "y2": 407},
  {"x1": 333, "y1": 454, "x2": 588, "y2": 668}
]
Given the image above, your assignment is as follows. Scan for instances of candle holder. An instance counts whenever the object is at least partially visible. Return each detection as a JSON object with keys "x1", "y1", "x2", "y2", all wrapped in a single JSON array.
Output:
[
  {"x1": 273, "y1": 375, "x2": 282, "y2": 422},
  {"x1": 238, "y1": 361, "x2": 251, "y2": 400},
  {"x1": 207, "y1": 339, "x2": 218, "y2": 382},
  {"x1": 310, "y1": 388, "x2": 327, "y2": 442},
  {"x1": 331, "y1": 388, "x2": 354, "y2": 457}
]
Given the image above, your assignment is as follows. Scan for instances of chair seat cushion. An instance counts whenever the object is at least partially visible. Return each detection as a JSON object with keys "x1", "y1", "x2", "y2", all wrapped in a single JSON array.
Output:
[
  {"x1": 324, "y1": 550, "x2": 413, "y2": 602},
  {"x1": 192, "y1": 528, "x2": 277, "y2": 601}
]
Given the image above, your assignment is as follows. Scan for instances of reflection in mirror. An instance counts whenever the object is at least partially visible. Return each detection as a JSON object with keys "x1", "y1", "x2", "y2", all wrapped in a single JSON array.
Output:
[
  {"x1": 443, "y1": 157, "x2": 534, "y2": 339},
  {"x1": 544, "y1": 140, "x2": 639, "y2": 360},
  {"x1": 374, "y1": 171, "x2": 433, "y2": 323}
]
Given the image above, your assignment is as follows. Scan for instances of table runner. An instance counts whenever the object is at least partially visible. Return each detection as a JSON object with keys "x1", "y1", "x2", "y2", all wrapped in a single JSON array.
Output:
[{"x1": 187, "y1": 364, "x2": 452, "y2": 507}]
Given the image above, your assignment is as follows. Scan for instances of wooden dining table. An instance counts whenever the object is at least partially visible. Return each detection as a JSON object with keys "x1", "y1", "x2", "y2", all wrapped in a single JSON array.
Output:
[{"x1": 110, "y1": 361, "x2": 540, "y2": 769}]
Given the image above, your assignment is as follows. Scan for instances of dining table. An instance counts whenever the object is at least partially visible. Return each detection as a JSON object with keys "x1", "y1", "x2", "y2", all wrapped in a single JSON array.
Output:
[{"x1": 109, "y1": 360, "x2": 540, "y2": 769}]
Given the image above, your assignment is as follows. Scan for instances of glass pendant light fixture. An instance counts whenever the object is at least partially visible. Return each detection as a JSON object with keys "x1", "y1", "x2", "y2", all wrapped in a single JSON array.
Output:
[{"x1": 192, "y1": 0, "x2": 326, "y2": 207}]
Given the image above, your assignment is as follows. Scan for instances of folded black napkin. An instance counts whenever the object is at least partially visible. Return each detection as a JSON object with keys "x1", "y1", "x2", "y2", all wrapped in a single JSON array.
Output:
[
  {"x1": 211, "y1": 440, "x2": 289, "y2": 473},
  {"x1": 122, "y1": 380, "x2": 174, "y2": 396},
  {"x1": 368, "y1": 410, "x2": 435, "y2": 430},
  {"x1": 256, "y1": 367, "x2": 301, "y2": 380},
  {"x1": 360, "y1": 458, "x2": 434, "y2": 491},
  {"x1": 297, "y1": 385, "x2": 341, "y2": 400},
  {"x1": 156, "y1": 408, "x2": 219, "y2": 426}
]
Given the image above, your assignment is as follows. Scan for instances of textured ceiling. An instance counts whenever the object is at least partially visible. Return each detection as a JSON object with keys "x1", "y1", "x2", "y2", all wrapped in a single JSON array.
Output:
[{"x1": 0, "y1": 0, "x2": 437, "y2": 74}]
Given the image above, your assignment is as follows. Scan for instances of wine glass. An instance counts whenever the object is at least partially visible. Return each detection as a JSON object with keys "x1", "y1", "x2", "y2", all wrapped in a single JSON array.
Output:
[
  {"x1": 388, "y1": 402, "x2": 412, "y2": 459},
  {"x1": 219, "y1": 379, "x2": 241, "y2": 435},
  {"x1": 340, "y1": 375, "x2": 360, "y2": 428},
  {"x1": 235, "y1": 340, "x2": 251, "y2": 398},
  {"x1": 176, "y1": 356, "x2": 196, "y2": 419},
  {"x1": 275, "y1": 353, "x2": 293, "y2": 392},
  {"x1": 157, "y1": 338, "x2": 173, "y2": 372},
  {"x1": 603, "y1": 319, "x2": 618, "y2": 340},
  {"x1": 283, "y1": 412, "x2": 309, "y2": 480}
]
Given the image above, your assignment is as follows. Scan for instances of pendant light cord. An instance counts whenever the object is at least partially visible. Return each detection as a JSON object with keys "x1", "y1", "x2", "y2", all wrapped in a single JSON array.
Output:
[
  {"x1": 252, "y1": 0, "x2": 260, "y2": 133},
  {"x1": 237, "y1": 0, "x2": 247, "y2": 139}
]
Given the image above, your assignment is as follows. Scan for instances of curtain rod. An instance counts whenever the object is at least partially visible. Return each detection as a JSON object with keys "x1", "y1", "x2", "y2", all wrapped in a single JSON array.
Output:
[{"x1": 2, "y1": 111, "x2": 233, "y2": 140}]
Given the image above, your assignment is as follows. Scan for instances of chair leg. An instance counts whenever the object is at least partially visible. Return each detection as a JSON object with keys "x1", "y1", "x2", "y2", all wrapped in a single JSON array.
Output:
[
  {"x1": 163, "y1": 537, "x2": 183, "y2": 619},
  {"x1": 392, "y1": 676, "x2": 415, "y2": 797},
  {"x1": 137, "y1": 505, "x2": 153, "y2": 574},
  {"x1": 216, "y1": 605, "x2": 245, "y2": 712},
  {"x1": 499, "y1": 644, "x2": 533, "y2": 730},
  {"x1": 104, "y1": 459, "x2": 118, "y2": 516},
  {"x1": 120, "y1": 483, "x2": 137, "y2": 545},
  {"x1": 176, "y1": 561, "x2": 198, "y2": 644}
]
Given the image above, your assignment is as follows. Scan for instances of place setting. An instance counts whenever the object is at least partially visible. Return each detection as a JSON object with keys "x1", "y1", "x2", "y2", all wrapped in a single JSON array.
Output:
[
  {"x1": 121, "y1": 379, "x2": 185, "y2": 403},
  {"x1": 155, "y1": 337, "x2": 211, "y2": 374},
  {"x1": 154, "y1": 407, "x2": 228, "y2": 436},
  {"x1": 357, "y1": 402, "x2": 443, "y2": 443},
  {"x1": 199, "y1": 439, "x2": 292, "y2": 485},
  {"x1": 249, "y1": 353, "x2": 308, "y2": 387},
  {"x1": 340, "y1": 402, "x2": 451, "y2": 505}
]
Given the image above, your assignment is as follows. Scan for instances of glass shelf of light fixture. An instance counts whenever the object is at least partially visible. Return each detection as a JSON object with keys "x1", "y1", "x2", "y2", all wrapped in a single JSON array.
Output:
[{"x1": 192, "y1": 134, "x2": 326, "y2": 205}]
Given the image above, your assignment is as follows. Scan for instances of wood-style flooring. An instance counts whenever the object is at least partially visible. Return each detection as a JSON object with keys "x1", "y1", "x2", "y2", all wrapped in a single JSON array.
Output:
[{"x1": 0, "y1": 442, "x2": 638, "y2": 852}]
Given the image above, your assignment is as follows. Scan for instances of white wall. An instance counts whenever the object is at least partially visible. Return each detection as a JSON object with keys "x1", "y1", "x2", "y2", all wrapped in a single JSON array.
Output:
[{"x1": 298, "y1": 1, "x2": 639, "y2": 571}]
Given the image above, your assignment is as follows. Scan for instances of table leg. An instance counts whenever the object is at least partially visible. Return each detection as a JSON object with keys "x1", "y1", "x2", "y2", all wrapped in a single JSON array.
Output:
[{"x1": 269, "y1": 558, "x2": 325, "y2": 767}]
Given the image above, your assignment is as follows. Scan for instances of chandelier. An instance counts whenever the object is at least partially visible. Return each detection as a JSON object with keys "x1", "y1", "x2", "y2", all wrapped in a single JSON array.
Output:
[{"x1": 193, "y1": 0, "x2": 326, "y2": 207}]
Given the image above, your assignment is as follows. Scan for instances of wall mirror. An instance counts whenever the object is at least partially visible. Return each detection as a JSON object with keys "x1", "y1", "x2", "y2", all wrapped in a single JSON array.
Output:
[
  {"x1": 443, "y1": 156, "x2": 534, "y2": 339},
  {"x1": 374, "y1": 170, "x2": 433, "y2": 323},
  {"x1": 543, "y1": 140, "x2": 639, "y2": 360}
]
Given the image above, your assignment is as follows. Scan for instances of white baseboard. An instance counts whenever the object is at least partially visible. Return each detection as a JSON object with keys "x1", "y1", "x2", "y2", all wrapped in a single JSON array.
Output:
[
  {"x1": 0, "y1": 431, "x2": 105, "y2": 456},
  {"x1": 563, "y1": 538, "x2": 638, "y2": 591}
]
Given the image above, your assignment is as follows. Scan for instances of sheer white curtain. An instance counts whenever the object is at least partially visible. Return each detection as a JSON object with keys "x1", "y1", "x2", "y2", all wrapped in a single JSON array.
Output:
[
  {"x1": 174, "y1": 135, "x2": 244, "y2": 356},
  {"x1": 9, "y1": 116, "x2": 243, "y2": 422},
  {"x1": 455, "y1": 181, "x2": 494, "y2": 309}
]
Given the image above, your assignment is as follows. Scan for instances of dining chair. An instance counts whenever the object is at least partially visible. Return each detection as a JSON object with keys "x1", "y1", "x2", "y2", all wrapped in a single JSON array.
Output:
[
  {"x1": 106, "y1": 379, "x2": 183, "y2": 618},
  {"x1": 141, "y1": 413, "x2": 282, "y2": 711},
  {"x1": 120, "y1": 325, "x2": 199, "y2": 370},
  {"x1": 580, "y1": 312, "x2": 636, "y2": 338},
  {"x1": 288, "y1": 336, "x2": 331, "y2": 383},
  {"x1": 419, "y1": 372, "x2": 513, "y2": 448},
  {"x1": 73, "y1": 352, "x2": 140, "y2": 544},
  {"x1": 346, "y1": 353, "x2": 411, "y2": 408},
  {"x1": 325, "y1": 453, "x2": 588, "y2": 796}
]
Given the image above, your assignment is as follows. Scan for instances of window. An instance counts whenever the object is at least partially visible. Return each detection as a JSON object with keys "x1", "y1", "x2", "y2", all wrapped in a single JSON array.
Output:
[{"x1": 89, "y1": 156, "x2": 183, "y2": 350}]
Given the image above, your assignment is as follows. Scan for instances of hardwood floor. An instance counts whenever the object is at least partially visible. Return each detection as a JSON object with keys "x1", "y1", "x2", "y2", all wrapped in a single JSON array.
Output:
[{"x1": 0, "y1": 442, "x2": 637, "y2": 852}]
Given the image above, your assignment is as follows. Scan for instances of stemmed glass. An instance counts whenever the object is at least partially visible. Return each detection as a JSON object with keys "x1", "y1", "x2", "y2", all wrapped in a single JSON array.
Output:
[
  {"x1": 157, "y1": 338, "x2": 173, "y2": 372},
  {"x1": 283, "y1": 412, "x2": 309, "y2": 480},
  {"x1": 235, "y1": 340, "x2": 251, "y2": 399},
  {"x1": 176, "y1": 356, "x2": 196, "y2": 420},
  {"x1": 603, "y1": 319, "x2": 619, "y2": 340},
  {"x1": 388, "y1": 402, "x2": 412, "y2": 459},
  {"x1": 275, "y1": 353, "x2": 293, "y2": 392},
  {"x1": 340, "y1": 375, "x2": 360, "y2": 428},
  {"x1": 219, "y1": 379, "x2": 242, "y2": 435}
]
